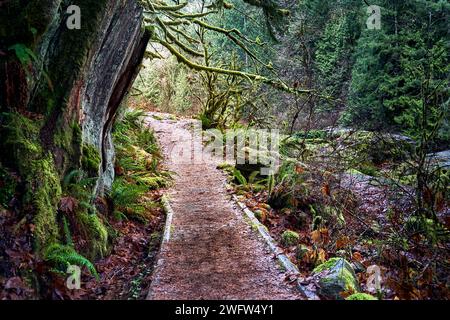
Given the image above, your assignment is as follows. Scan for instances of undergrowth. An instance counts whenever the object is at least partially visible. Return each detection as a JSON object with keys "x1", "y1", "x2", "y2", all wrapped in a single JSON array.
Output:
[
  {"x1": 111, "y1": 109, "x2": 171, "y2": 222},
  {"x1": 44, "y1": 243, "x2": 99, "y2": 279}
]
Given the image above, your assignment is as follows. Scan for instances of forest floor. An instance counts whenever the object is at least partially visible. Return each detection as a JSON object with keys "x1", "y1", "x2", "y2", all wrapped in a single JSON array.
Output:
[{"x1": 145, "y1": 113, "x2": 302, "y2": 300}]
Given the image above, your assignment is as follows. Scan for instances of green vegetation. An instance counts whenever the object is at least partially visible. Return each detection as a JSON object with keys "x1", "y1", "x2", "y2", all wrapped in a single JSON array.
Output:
[
  {"x1": 281, "y1": 230, "x2": 300, "y2": 246},
  {"x1": 81, "y1": 143, "x2": 101, "y2": 177},
  {"x1": 44, "y1": 243, "x2": 99, "y2": 279},
  {"x1": 346, "y1": 293, "x2": 377, "y2": 300},
  {"x1": 0, "y1": 113, "x2": 61, "y2": 251},
  {"x1": 112, "y1": 109, "x2": 170, "y2": 222},
  {"x1": 1, "y1": 0, "x2": 449, "y2": 301}
]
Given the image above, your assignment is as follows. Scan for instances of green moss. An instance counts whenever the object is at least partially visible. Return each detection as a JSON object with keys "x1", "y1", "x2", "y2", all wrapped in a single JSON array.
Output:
[
  {"x1": 54, "y1": 128, "x2": 72, "y2": 151},
  {"x1": 357, "y1": 162, "x2": 379, "y2": 177},
  {"x1": 254, "y1": 210, "x2": 264, "y2": 221},
  {"x1": 54, "y1": 120, "x2": 81, "y2": 154},
  {"x1": 281, "y1": 230, "x2": 300, "y2": 246},
  {"x1": 217, "y1": 162, "x2": 234, "y2": 171},
  {"x1": 152, "y1": 114, "x2": 164, "y2": 121},
  {"x1": 81, "y1": 143, "x2": 101, "y2": 176},
  {"x1": 78, "y1": 211, "x2": 109, "y2": 259},
  {"x1": 313, "y1": 258, "x2": 359, "y2": 297},
  {"x1": 346, "y1": 293, "x2": 377, "y2": 300},
  {"x1": 346, "y1": 168, "x2": 364, "y2": 175},
  {"x1": 313, "y1": 257, "x2": 342, "y2": 273},
  {"x1": 0, "y1": 112, "x2": 43, "y2": 170},
  {"x1": 29, "y1": 154, "x2": 62, "y2": 251},
  {"x1": 0, "y1": 113, "x2": 62, "y2": 253},
  {"x1": 135, "y1": 175, "x2": 168, "y2": 189},
  {"x1": 0, "y1": 164, "x2": 17, "y2": 207}
]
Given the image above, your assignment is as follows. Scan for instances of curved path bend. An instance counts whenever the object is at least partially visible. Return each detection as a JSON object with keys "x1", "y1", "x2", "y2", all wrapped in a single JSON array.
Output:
[{"x1": 146, "y1": 113, "x2": 301, "y2": 300}]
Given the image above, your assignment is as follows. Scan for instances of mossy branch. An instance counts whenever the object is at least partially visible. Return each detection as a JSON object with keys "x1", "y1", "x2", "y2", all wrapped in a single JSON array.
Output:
[
  {"x1": 155, "y1": 37, "x2": 314, "y2": 96},
  {"x1": 146, "y1": 1, "x2": 188, "y2": 12},
  {"x1": 155, "y1": 18, "x2": 204, "y2": 57}
]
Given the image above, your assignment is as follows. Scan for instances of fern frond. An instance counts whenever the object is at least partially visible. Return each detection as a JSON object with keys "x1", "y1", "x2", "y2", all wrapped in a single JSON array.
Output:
[
  {"x1": 232, "y1": 168, "x2": 247, "y2": 186},
  {"x1": 44, "y1": 243, "x2": 99, "y2": 280}
]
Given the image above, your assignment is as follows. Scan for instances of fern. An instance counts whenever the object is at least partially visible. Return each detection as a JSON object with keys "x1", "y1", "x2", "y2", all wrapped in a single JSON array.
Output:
[
  {"x1": 8, "y1": 43, "x2": 53, "y2": 90},
  {"x1": 248, "y1": 170, "x2": 260, "y2": 185},
  {"x1": 44, "y1": 244, "x2": 99, "y2": 280},
  {"x1": 111, "y1": 178, "x2": 147, "y2": 207},
  {"x1": 62, "y1": 216, "x2": 73, "y2": 247},
  {"x1": 123, "y1": 109, "x2": 147, "y2": 129},
  {"x1": 63, "y1": 169, "x2": 84, "y2": 188},
  {"x1": 267, "y1": 174, "x2": 275, "y2": 196},
  {"x1": 232, "y1": 168, "x2": 247, "y2": 186}
]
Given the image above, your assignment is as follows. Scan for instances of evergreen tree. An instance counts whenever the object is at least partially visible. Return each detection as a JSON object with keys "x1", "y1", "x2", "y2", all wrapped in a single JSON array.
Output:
[{"x1": 342, "y1": 0, "x2": 449, "y2": 142}]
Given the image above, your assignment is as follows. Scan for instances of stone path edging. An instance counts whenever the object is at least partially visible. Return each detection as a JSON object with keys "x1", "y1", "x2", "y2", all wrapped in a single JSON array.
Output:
[{"x1": 232, "y1": 195, "x2": 320, "y2": 300}]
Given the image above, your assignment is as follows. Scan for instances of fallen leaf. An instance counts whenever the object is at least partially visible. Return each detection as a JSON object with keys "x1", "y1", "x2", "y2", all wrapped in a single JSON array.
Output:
[
  {"x1": 353, "y1": 251, "x2": 363, "y2": 262},
  {"x1": 336, "y1": 236, "x2": 350, "y2": 249},
  {"x1": 59, "y1": 196, "x2": 78, "y2": 214},
  {"x1": 321, "y1": 183, "x2": 330, "y2": 197}
]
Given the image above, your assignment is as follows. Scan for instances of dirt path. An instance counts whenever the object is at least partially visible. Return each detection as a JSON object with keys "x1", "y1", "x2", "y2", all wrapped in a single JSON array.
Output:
[{"x1": 145, "y1": 113, "x2": 302, "y2": 300}]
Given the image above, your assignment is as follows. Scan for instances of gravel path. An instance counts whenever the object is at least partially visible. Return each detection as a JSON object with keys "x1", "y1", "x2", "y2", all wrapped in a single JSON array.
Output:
[{"x1": 146, "y1": 113, "x2": 302, "y2": 300}]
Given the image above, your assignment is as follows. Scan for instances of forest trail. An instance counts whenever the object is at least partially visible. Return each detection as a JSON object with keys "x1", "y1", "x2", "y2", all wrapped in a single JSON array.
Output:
[{"x1": 145, "y1": 113, "x2": 302, "y2": 300}]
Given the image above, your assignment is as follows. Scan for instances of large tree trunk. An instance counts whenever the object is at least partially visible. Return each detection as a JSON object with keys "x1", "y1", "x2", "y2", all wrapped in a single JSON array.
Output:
[
  {"x1": 1, "y1": 0, "x2": 148, "y2": 191},
  {"x1": 0, "y1": 0, "x2": 149, "y2": 250}
]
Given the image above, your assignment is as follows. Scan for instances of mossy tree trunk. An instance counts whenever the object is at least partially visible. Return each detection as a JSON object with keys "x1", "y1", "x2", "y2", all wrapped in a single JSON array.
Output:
[{"x1": 0, "y1": 0, "x2": 149, "y2": 253}]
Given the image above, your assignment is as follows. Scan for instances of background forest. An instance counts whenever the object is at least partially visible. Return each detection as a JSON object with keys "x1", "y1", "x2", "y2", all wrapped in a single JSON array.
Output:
[{"x1": 137, "y1": 0, "x2": 449, "y2": 142}]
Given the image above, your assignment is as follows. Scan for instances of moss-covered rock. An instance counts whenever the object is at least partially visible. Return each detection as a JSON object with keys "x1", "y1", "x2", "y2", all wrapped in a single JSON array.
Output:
[
  {"x1": 313, "y1": 257, "x2": 360, "y2": 300},
  {"x1": 281, "y1": 230, "x2": 300, "y2": 246},
  {"x1": 346, "y1": 293, "x2": 378, "y2": 300}
]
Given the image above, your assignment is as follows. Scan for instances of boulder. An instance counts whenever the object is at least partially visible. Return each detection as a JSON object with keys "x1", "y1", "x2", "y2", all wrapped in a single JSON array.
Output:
[{"x1": 313, "y1": 257, "x2": 360, "y2": 300}]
